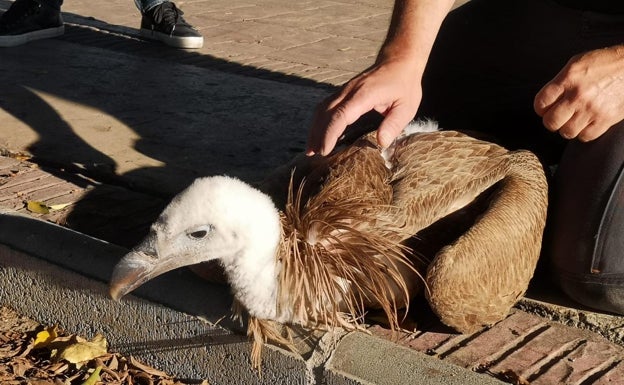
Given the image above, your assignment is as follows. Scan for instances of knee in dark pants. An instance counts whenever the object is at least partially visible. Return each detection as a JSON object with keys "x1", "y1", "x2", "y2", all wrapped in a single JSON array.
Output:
[{"x1": 548, "y1": 123, "x2": 624, "y2": 315}]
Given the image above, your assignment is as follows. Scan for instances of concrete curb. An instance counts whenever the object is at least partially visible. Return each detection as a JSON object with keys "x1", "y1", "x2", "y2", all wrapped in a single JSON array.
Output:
[{"x1": 0, "y1": 209, "x2": 504, "y2": 384}]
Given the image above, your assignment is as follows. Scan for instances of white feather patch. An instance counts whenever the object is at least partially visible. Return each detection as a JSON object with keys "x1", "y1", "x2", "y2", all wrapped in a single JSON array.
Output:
[
  {"x1": 381, "y1": 119, "x2": 440, "y2": 168},
  {"x1": 403, "y1": 119, "x2": 440, "y2": 135}
]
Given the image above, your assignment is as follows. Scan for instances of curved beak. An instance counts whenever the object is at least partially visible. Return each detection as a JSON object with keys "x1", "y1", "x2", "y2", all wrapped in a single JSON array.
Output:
[{"x1": 109, "y1": 238, "x2": 185, "y2": 301}]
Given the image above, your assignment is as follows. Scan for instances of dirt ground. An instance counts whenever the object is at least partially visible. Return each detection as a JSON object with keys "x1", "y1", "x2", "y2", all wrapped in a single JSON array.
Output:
[{"x1": 0, "y1": 306, "x2": 208, "y2": 385}]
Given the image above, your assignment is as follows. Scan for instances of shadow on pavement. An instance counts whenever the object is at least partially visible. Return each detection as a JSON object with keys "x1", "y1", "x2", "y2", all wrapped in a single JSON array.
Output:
[{"x1": 0, "y1": 2, "x2": 333, "y2": 248}]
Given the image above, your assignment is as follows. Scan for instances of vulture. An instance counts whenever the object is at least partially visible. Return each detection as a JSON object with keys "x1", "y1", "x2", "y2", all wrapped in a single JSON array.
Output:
[{"x1": 109, "y1": 120, "x2": 548, "y2": 367}]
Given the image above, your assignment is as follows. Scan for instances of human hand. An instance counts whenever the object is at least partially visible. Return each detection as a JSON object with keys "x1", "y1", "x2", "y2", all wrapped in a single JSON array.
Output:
[
  {"x1": 534, "y1": 45, "x2": 624, "y2": 141},
  {"x1": 306, "y1": 58, "x2": 423, "y2": 156}
]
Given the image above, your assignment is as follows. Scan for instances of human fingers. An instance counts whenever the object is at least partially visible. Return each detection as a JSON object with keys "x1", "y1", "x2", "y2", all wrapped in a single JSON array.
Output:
[
  {"x1": 307, "y1": 87, "x2": 353, "y2": 156},
  {"x1": 307, "y1": 96, "x2": 339, "y2": 156},
  {"x1": 557, "y1": 110, "x2": 590, "y2": 140},
  {"x1": 540, "y1": 98, "x2": 576, "y2": 136},
  {"x1": 576, "y1": 121, "x2": 603, "y2": 142},
  {"x1": 576, "y1": 119, "x2": 616, "y2": 142},
  {"x1": 376, "y1": 103, "x2": 417, "y2": 148},
  {"x1": 534, "y1": 81, "x2": 565, "y2": 117},
  {"x1": 307, "y1": 86, "x2": 379, "y2": 156}
]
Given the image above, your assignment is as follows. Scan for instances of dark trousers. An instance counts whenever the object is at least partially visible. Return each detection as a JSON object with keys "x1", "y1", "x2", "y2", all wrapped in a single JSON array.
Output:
[{"x1": 417, "y1": 0, "x2": 624, "y2": 314}]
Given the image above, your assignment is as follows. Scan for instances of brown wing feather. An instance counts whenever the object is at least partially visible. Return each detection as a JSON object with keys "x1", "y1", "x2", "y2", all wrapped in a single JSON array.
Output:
[
  {"x1": 387, "y1": 130, "x2": 512, "y2": 236},
  {"x1": 426, "y1": 150, "x2": 548, "y2": 332}
]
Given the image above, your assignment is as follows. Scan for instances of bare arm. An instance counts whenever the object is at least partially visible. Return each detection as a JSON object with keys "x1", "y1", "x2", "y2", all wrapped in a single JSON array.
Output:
[{"x1": 306, "y1": 0, "x2": 456, "y2": 156}]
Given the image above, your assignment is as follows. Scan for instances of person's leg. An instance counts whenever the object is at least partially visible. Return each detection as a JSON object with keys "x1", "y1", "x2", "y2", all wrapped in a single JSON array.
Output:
[
  {"x1": 549, "y1": 123, "x2": 624, "y2": 314},
  {"x1": 417, "y1": 0, "x2": 624, "y2": 313},
  {"x1": 0, "y1": 0, "x2": 64, "y2": 47},
  {"x1": 134, "y1": 0, "x2": 203, "y2": 49}
]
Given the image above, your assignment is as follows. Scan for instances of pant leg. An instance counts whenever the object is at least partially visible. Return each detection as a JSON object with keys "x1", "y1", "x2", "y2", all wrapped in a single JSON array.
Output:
[
  {"x1": 549, "y1": 123, "x2": 624, "y2": 314},
  {"x1": 418, "y1": 0, "x2": 624, "y2": 313}
]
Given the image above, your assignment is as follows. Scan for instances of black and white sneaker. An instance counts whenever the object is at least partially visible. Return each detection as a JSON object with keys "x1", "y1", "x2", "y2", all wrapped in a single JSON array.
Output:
[
  {"x1": 0, "y1": 0, "x2": 64, "y2": 47},
  {"x1": 140, "y1": 2, "x2": 203, "y2": 49}
]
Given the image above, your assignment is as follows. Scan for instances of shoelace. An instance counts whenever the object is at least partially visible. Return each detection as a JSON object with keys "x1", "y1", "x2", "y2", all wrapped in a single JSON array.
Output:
[{"x1": 149, "y1": 2, "x2": 188, "y2": 35}]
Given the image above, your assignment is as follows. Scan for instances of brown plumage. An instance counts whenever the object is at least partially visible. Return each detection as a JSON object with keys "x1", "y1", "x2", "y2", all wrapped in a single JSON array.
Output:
[
  {"x1": 268, "y1": 124, "x2": 547, "y2": 329},
  {"x1": 109, "y1": 122, "x2": 548, "y2": 368}
]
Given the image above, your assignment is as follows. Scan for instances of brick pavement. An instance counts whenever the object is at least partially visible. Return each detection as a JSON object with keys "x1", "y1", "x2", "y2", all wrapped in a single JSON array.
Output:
[
  {"x1": 370, "y1": 309, "x2": 624, "y2": 384},
  {"x1": 60, "y1": 0, "x2": 394, "y2": 86}
]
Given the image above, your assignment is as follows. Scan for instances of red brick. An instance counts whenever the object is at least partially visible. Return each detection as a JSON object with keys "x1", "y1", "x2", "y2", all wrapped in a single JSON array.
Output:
[
  {"x1": 445, "y1": 309, "x2": 547, "y2": 368},
  {"x1": 530, "y1": 339, "x2": 623, "y2": 385},
  {"x1": 490, "y1": 323, "x2": 590, "y2": 379},
  {"x1": 368, "y1": 325, "x2": 458, "y2": 353},
  {"x1": 406, "y1": 331, "x2": 460, "y2": 353},
  {"x1": 593, "y1": 360, "x2": 624, "y2": 385}
]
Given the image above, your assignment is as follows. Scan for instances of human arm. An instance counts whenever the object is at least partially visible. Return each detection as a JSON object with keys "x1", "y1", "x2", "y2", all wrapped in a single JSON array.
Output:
[
  {"x1": 306, "y1": 0, "x2": 456, "y2": 156},
  {"x1": 534, "y1": 45, "x2": 624, "y2": 141}
]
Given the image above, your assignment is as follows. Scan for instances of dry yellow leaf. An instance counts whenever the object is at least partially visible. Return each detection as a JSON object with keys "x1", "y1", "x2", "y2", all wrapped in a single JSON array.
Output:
[
  {"x1": 13, "y1": 153, "x2": 31, "y2": 161},
  {"x1": 26, "y1": 201, "x2": 50, "y2": 214},
  {"x1": 49, "y1": 203, "x2": 72, "y2": 211},
  {"x1": 53, "y1": 334, "x2": 108, "y2": 365},
  {"x1": 33, "y1": 326, "x2": 58, "y2": 349}
]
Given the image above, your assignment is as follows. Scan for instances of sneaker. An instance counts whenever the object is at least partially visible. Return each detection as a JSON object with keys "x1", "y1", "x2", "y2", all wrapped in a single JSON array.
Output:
[
  {"x1": 0, "y1": 0, "x2": 64, "y2": 47},
  {"x1": 140, "y1": 2, "x2": 203, "y2": 49}
]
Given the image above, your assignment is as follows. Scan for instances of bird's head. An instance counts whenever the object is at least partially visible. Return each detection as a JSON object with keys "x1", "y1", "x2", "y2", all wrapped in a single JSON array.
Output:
[{"x1": 109, "y1": 175, "x2": 282, "y2": 301}]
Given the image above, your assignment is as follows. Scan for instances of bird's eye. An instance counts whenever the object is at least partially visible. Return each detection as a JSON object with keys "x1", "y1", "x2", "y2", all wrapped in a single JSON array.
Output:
[
  {"x1": 189, "y1": 230, "x2": 207, "y2": 239},
  {"x1": 187, "y1": 225, "x2": 213, "y2": 239}
]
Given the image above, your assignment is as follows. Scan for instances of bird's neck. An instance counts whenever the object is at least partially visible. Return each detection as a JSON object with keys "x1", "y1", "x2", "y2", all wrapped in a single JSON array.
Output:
[{"x1": 221, "y1": 224, "x2": 283, "y2": 321}]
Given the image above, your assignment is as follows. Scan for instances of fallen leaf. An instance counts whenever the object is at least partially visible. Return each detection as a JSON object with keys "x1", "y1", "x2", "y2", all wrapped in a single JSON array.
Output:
[
  {"x1": 49, "y1": 361, "x2": 69, "y2": 375},
  {"x1": 8, "y1": 359, "x2": 28, "y2": 377},
  {"x1": 13, "y1": 153, "x2": 31, "y2": 161},
  {"x1": 26, "y1": 201, "x2": 50, "y2": 214},
  {"x1": 52, "y1": 334, "x2": 108, "y2": 365},
  {"x1": 107, "y1": 354, "x2": 119, "y2": 370},
  {"x1": 129, "y1": 355, "x2": 169, "y2": 377},
  {"x1": 34, "y1": 326, "x2": 59, "y2": 349},
  {"x1": 132, "y1": 371, "x2": 154, "y2": 384},
  {"x1": 49, "y1": 203, "x2": 72, "y2": 211},
  {"x1": 80, "y1": 366, "x2": 101, "y2": 385}
]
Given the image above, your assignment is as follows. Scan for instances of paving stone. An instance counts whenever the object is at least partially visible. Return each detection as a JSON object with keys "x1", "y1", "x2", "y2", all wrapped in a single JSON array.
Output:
[
  {"x1": 327, "y1": 332, "x2": 505, "y2": 385},
  {"x1": 368, "y1": 324, "x2": 457, "y2": 354},
  {"x1": 444, "y1": 310, "x2": 548, "y2": 368},
  {"x1": 593, "y1": 360, "x2": 624, "y2": 385},
  {"x1": 56, "y1": 0, "x2": 393, "y2": 86},
  {"x1": 488, "y1": 323, "x2": 613, "y2": 381},
  {"x1": 532, "y1": 339, "x2": 624, "y2": 385},
  {"x1": 0, "y1": 156, "x2": 164, "y2": 247}
]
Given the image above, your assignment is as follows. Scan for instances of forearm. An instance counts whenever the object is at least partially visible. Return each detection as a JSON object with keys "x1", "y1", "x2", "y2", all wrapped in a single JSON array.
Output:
[{"x1": 378, "y1": 0, "x2": 456, "y2": 74}]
